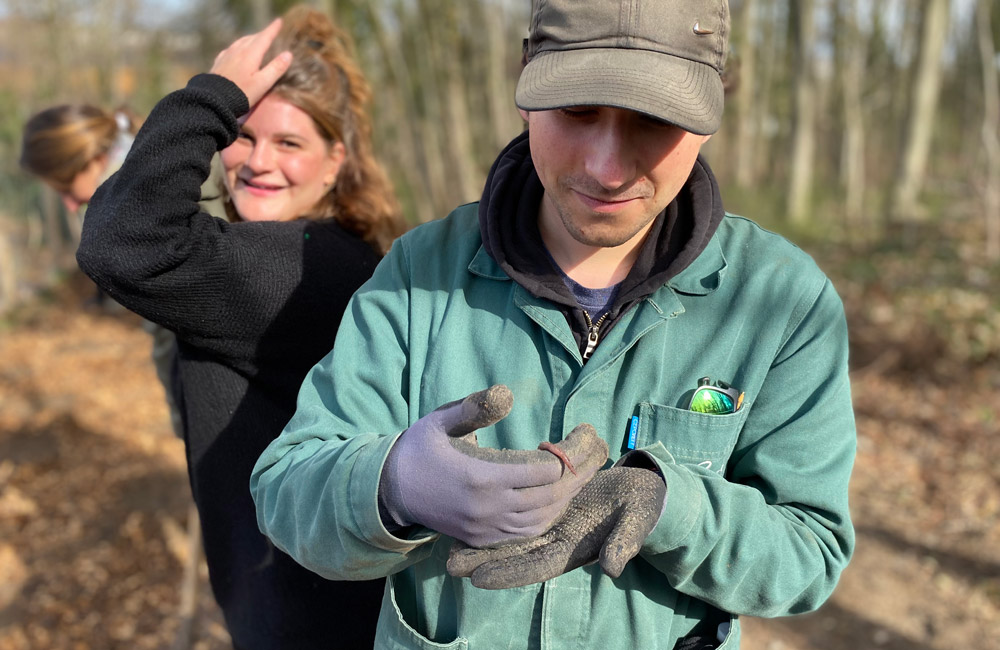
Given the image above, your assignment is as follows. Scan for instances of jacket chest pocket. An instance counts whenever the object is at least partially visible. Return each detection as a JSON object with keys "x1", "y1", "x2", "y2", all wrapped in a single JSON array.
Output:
[{"x1": 635, "y1": 402, "x2": 748, "y2": 474}]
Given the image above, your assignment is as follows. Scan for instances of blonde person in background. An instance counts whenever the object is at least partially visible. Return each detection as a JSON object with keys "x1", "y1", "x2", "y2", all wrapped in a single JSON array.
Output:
[
  {"x1": 19, "y1": 103, "x2": 226, "y2": 439},
  {"x1": 75, "y1": 5, "x2": 407, "y2": 649}
]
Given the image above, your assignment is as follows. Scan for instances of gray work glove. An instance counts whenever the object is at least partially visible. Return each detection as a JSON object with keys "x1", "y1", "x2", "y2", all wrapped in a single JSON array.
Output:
[
  {"x1": 379, "y1": 385, "x2": 609, "y2": 548},
  {"x1": 446, "y1": 466, "x2": 666, "y2": 589}
]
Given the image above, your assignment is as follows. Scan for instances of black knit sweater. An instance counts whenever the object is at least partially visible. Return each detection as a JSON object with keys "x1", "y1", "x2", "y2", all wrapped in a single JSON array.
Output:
[{"x1": 77, "y1": 74, "x2": 384, "y2": 649}]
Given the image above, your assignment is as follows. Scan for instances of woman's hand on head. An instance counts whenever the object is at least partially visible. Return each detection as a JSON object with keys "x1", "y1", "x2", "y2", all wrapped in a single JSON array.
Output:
[{"x1": 210, "y1": 18, "x2": 292, "y2": 110}]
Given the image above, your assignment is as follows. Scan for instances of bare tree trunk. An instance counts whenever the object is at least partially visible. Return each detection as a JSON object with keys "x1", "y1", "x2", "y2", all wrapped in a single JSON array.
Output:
[
  {"x1": 480, "y1": 1, "x2": 521, "y2": 152},
  {"x1": 441, "y1": 3, "x2": 482, "y2": 204},
  {"x1": 64, "y1": 209, "x2": 83, "y2": 247},
  {"x1": 93, "y1": 0, "x2": 122, "y2": 103},
  {"x1": 839, "y1": 0, "x2": 869, "y2": 236},
  {"x1": 734, "y1": 0, "x2": 759, "y2": 189},
  {"x1": 38, "y1": 0, "x2": 70, "y2": 103},
  {"x1": 404, "y1": 0, "x2": 451, "y2": 216},
  {"x1": 441, "y1": 77, "x2": 482, "y2": 205},
  {"x1": 787, "y1": 0, "x2": 817, "y2": 223},
  {"x1": 977, "y1": 1, "x2": 1000, "y2": 261},
  {"x1": 418, "y1": 0, "x2": 480, "y2": 208},
  {"x1": 41, "y1": 188, "x2": 63, "y2": 267},
  {"x1": 0, "y1": 225, "x2": 19, "y2": 315},
  {"x1": 250, "y1": 0, "x2": 270, "y2": 30},
  {"x1": 753, "y1": 0, "x2": 783, "y2": 183},
  {"x1": 365, "y1": 2, "x2": 436, "y2": 223},
  {"x1": 891, "y1": 0, "x2": 949, "y2": 222},
  {"x1": 170, "y1": 505, "x2": 202, "y2": 650},
  {"x1": 312, "y1": 0, "x2": 336, "y2": 18}
]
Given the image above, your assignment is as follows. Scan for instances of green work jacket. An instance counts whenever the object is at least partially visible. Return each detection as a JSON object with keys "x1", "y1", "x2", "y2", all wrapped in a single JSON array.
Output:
[{"x1": 251, "y1": 205, "x2": 856, "y2": 650}]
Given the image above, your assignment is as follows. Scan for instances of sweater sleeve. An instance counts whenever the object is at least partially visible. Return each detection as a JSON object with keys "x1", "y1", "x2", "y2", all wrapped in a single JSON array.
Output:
[
  {"x1": 76, "y1": 75, "x2": 375, "y2": 368},
  {"x1": 250, "y1": 234, "x2": 439, "y2": 581},
  {"x1": 640, "y1": 278, "x2": 856, "y2": 617}
]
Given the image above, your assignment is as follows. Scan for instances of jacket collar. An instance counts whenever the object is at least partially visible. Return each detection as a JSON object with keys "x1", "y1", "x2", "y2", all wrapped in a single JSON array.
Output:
[
  {"x1": 665, "y1": 233, "x2": 727, "y2": 296},
  {"x1": 469, "y1": 232, "x2": 726, "y2": 296},
  {"x1": 473, "y1": 130, "x2": 726, "y2": 302},
  {"x1": 468, "y1": 244, "x2": 509, "y2": 280}
]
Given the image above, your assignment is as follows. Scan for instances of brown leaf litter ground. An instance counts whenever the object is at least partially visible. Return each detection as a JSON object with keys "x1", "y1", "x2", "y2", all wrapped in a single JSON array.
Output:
[{"x1": 1, "y1": 272, "x2": 998, "y2": 649}]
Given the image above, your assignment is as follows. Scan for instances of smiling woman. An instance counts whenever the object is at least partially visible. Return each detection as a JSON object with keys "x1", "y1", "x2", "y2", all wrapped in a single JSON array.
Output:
[
  {"x1": 73, "y1": 5, "x2": 406, "y2": 649},
  {"x1": 212, "y1": 5, "x2": 403, "y2": 251},
  {"x1": 222, "y1": 93, "x2": 345, "y2": 222}
]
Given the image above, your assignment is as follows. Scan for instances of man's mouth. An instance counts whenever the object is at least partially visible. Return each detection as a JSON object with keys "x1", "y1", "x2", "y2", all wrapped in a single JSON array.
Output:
[{"x1": 572, "y1": 189, "x2": 643, "y2": 213}]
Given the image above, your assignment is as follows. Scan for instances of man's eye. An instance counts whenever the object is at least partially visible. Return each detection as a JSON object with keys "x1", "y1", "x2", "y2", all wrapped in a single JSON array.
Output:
[
  {"x1": 560, "y1": 108, "x2": 596, "y2": 119},
  {"x1": 236, "y1": 132, "x2": 253, "y2": 142},
  {"x1": 640, "y1": 114, "x2": 674, "y2": 129}
]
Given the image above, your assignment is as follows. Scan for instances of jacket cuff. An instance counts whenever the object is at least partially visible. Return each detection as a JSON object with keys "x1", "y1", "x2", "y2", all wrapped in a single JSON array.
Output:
[
  {"x1": 349, "y1": 431, "x2": 437, "y2": 552},
  {"x1": 625, "y1": 455, "x2": 704, "y2": 553}
]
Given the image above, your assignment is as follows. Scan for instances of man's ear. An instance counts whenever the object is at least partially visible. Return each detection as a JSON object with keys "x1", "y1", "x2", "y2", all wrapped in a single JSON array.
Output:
[{"x1": 517, "y1": 107, "x2": 530, "y2": 123}]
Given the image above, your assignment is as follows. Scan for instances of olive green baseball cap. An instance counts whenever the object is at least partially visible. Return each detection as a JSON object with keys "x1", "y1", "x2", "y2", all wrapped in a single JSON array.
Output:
[{"x1": 516, "y1": 0, "x2": 730, "y2": 135}]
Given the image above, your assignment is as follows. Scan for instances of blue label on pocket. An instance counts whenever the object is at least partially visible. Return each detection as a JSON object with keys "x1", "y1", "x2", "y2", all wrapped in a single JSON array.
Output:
[{"x1": 626, "y1": 415, "x2": 639, "y2": 449}]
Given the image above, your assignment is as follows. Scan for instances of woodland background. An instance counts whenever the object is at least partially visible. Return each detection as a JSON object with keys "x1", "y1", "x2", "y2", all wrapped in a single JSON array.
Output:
[{"x1": 0, "y1": 1, "x2": 998, "y2": 649}]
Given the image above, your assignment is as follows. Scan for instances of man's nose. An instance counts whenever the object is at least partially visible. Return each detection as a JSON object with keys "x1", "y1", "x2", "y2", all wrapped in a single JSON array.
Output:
[{"x1": 583, "y1": 124, "x2": 635, "y2": 191}]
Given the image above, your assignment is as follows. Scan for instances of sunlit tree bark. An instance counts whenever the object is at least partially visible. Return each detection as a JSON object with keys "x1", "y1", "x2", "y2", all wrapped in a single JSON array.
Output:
[
  {"x1": 416, "y1": 0, "x2": 481, "y2": 208},
  {"x1": 365, "y1": 1, "x2": 436, "y2": 223},
  {"x1": 753, "y1": 0, "x2": 784, "y2": 184},
  {"x1": 977, "y1": 0, "x2": 1000, "y2": 261},
  {"x1": 479, "y1": 0, "x2": 522, "y2": 153},
  {"x1": 838, "y1": 0, "x2": 869, "y2": 235},
  {"x1": 405, "y1": 1, "x2": 451, "y2": 216},
  {"x1": 734, "y1": 0, "x2": 759, "y2": 189},
  {"x1": 0, "y1": 223, "x2": 20, "y2": 314},
  {"x1": 891, "y1": 0, "x2": 949, "y2": 222},
  {"x1": 787, "y1": 0, "x2": 816, "y2": 223},
  {"x1": 250, "y1": 0, "x2": 271, "y2": 30},
  {"x1": 312, "y1": 0, "x2": 336, "y2": 18}
]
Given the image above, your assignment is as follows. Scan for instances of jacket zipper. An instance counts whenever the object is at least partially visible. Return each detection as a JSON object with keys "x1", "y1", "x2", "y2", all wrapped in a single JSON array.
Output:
[{"x1": 582, "y1": 310, "x2": 608, "y2": 360}]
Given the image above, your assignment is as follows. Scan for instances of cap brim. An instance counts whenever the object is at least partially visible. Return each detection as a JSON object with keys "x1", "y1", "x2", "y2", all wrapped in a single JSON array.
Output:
[{"x1": 515, "y1": 48, "x2": 723, "y2": 136}]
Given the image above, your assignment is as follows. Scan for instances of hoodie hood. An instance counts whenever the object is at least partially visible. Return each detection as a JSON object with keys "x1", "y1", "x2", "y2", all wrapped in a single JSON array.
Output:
[{"x1": 478, "y1": 130, "x2": 725, "y2": 321}]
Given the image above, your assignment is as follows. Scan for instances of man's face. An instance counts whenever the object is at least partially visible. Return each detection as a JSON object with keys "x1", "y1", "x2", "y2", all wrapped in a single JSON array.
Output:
[{"x1": 525, "y1": 106, "x2": 710, "y2": 252}]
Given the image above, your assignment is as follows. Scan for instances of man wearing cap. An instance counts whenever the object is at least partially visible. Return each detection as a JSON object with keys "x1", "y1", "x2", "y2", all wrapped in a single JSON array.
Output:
[{"x1": 251, "y1": 0, "x2": 856, "y2": 648}]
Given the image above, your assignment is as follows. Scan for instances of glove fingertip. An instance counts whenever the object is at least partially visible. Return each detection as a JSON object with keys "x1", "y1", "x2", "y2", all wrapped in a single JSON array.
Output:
[
  {"x1": 480, "y1": 384, "x2": 514, "y2": 417},
  {"x1": 568, "y1": 422, "x2": 598, "y2": 438},
  {"x1": 457, "y1": 384, "x2": 513, "y2": 431},
  {"x1": 446, "y1": 547, "x2": 484, "y2": 577},
  {"x1": 470, "y1": 561, "x2": 545, "y2": 590},
  {"x1": 600, "y1": 533, "x2": 643, "y2": 579},
  {"x1": 599, "y1": 548, "x2": 629, "y2": 579},
  {"x1": 569, "y1": 425, "x2": 608, "y2": 454}
]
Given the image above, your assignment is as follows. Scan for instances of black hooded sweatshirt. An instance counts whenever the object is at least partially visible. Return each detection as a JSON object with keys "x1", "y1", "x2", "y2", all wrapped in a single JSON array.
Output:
[{"x1": 478, "y1": 131, "x2": 725, "y2": 358}]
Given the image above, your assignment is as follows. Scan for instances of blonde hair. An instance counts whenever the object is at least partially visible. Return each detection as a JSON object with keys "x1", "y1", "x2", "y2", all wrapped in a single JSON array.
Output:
[
  {"x1": 20, "y1": 105, "x2": 138, "y2": 191},
  {"x1": 225, "y1": 5, "x2": 406, "y2": 254}
]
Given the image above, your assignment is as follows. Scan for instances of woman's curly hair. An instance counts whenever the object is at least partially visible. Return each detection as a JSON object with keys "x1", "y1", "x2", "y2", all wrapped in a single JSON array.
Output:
[{"x1": 225, "y1": 5, "x2": 407, "y2": 254}]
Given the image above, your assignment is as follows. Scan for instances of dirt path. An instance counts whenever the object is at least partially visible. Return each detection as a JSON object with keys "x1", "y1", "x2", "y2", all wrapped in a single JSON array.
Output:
[
  {"x1": 1, "y1": 273, "x2": 998, "y2": 649},
  {"x1": 0, "y1": 276, "x2": 230, "y2": 650}
]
